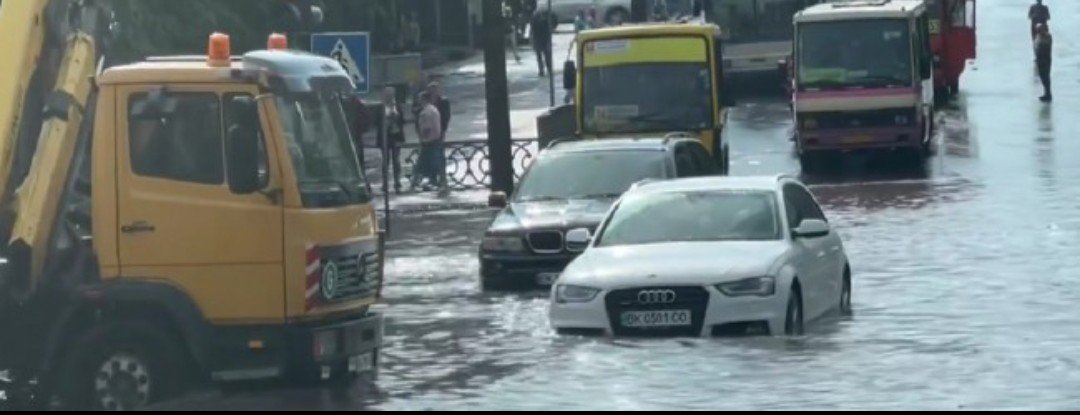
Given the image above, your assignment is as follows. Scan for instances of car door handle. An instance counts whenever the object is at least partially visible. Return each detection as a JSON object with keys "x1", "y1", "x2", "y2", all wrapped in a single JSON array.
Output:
[{"x1": 121, "y1": 221, "x2": 156, "y2": 234}]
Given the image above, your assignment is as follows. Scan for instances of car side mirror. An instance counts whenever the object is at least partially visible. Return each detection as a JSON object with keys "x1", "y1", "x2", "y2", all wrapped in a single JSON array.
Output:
[
  {"x1": 793, "y1": 219, "x2": 830, "y2": 239},
  {"x1": 488, "y1": 191, "x2": 508, "y2": 208},
  {"x1": 225, "y1": 96, "x2": 266, "y2": 194},
  {"x1": 563, "y1": 61, "x2": 577, "y2": 90},
  {"x1": 565, "y1": 228, "x2": 592, "y2": 252}
]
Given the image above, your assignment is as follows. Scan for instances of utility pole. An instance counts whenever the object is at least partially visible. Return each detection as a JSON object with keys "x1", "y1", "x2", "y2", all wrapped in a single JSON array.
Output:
[
  {"x1": 483, "y1": 0, "x2": 515, "y2": 194},
  {"x1": 547, "y1": 0, "x2": 556, "y2": 107},
  {"x1": 631, "y1": 0, "x2": 649, "y2": 23}
]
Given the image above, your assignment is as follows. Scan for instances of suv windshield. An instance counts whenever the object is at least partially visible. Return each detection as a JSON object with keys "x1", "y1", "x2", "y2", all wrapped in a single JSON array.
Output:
[
  {"x1": 798, "y1": 19, "x2": 913, "y2": 90},
  {"x1": 276, "y1": 90, "x2": 370, "y2": 207},
  {"x1": 514, "y1": 150, "x2": 667, "y2": 202},
  {"x1": 597, "y1": 190, "x2": 782, "y2": 246}
]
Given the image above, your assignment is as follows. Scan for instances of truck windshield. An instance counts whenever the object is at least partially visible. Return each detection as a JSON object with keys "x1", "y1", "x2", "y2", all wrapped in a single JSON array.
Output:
[
  {"x1": 276, "y1": 91, "x2": 370, "y2": 208},
  {"x1": 581, "y1": 63, "x2": 714, "y2": 134},
  {"x1": 797, "y1": 19, "x2": 913, "y2": 90}
]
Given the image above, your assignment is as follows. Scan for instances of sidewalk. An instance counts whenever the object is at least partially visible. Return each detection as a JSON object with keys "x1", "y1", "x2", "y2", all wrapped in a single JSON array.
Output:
[{"x1": 361, "y1": 26, "x2": 576, "y2": 214}]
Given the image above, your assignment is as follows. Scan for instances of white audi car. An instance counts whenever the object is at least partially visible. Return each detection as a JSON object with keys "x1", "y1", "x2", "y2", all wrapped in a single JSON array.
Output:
[{"x1": 549, "y1": 175, "x2": 851, "y2": 337}]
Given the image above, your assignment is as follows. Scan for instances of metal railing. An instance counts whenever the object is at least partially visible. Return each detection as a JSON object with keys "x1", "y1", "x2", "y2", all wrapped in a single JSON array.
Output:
[{"x1": 361, "y1": 138, "x2": 539, "y2": 193}]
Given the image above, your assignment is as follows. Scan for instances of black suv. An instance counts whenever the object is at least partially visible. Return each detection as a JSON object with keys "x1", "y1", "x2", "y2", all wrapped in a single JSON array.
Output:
[{"x1": 479, "y1": 137, "x2": 721, "y2": 290}]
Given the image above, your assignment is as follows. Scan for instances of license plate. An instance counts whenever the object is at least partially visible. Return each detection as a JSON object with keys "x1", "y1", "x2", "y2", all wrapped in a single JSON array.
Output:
[
  {"x1": 348, "y1": 352, "x2": 375, "y2": 373},
  {"x1": 842, "y1": 135, "x2": 875, "y2": 144},
  {"x1": 536, "y1": 272, "x2": 560, "y2": 286},
  {"x1": 620, "y1": 310, "x2": 692, "y2": 328}
]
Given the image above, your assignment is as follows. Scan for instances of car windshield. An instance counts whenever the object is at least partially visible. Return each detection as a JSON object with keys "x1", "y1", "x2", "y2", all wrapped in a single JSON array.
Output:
[
  {"x1": 514, "y1": 150, "x2": 667, "y2": 202},
  {"x1": 797, "y1": 19, "x2": 913, "y2": 90},
  {"x1": 276, "y1": 90, "x2": 370, "y2": 208},
  {"x1": 596, "y1": 190, "x2": 782, "y2": 246}
]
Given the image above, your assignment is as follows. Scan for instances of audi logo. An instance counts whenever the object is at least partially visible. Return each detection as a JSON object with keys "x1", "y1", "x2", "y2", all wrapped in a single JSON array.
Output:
[{"x1": 637, "y1": 289, "x2": 677, "y2": 305}]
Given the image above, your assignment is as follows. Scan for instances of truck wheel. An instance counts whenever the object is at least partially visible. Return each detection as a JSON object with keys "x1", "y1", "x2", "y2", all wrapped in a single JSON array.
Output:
[{"x1": 61, "y1": 321, "x2": 182, "y2": 410}]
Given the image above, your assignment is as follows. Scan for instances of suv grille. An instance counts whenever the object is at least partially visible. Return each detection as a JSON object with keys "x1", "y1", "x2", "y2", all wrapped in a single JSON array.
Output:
[{"x1": 527, "y1": 231, "x2": 564, "y2": 253}]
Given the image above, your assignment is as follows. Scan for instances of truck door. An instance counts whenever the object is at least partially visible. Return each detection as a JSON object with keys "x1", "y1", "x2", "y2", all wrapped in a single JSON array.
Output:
[{"x1": 116, "y1": 85, "x2": 285, "y2": 323}]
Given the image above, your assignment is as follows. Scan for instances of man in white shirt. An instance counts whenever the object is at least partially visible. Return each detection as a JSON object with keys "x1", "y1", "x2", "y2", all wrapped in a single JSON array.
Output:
[{"x1": 412, "y1": 92, "x2": 444, "y2": 191}]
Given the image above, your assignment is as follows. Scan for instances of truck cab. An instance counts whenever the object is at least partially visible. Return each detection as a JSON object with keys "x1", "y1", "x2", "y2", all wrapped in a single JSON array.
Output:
[{"x1": 1, "y1": 34, "x2": 384, "y2": 410}]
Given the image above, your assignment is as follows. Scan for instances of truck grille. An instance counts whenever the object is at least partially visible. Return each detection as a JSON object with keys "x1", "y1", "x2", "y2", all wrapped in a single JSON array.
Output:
[
  {"x1": 604, "y1": 286, "x2": 709, "y2": 337},
  {"x1": 326, "y1": 251, "x2": 381, "y2": 301},
  {"x1": 807, "y1": 108, "x2": 916, "y2": 129},
  {"x1": 527, "y1": 231, "x2": 563, "y2": 253}
]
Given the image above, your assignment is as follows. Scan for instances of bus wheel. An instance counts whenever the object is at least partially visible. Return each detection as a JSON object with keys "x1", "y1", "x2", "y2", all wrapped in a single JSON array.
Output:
[
  {"x1": 799, "y1": 151, "x2": 821, "y2": 174},
  {"x1": 948, "y1": 80, "x2": 960, "y2": 97},
  {"x1": 721, "y1": 145, "x2": 731, "y2": 175}
]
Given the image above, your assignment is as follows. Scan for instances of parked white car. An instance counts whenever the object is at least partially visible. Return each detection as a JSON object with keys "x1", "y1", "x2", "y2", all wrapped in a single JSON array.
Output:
[
  {"x1": 547, "y1": 0, "x2": 632, "y2": 25},
  {"x1": 549, "y1": 175, "x2": 851, "y2": 337}
]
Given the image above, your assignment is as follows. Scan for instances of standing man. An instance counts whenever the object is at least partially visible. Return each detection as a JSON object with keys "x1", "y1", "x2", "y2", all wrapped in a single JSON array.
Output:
[
  {"x1": 427, "y1": 81, "x2": 452, "y2": 192},
  {"x1": 530, "y1": 6, "x2": 555, "y2": 77},
  {"x1": 1028, "y1": 0, "x2": 1050, "y2": 41},
  {"x1": 1034, "y1": 23, "x2": 1053, "y2": 102},
  {"x1": 413, "y1": 92, "x2": 443, "y2": 191},
  {"x1": 343, "y1": 93, "x2": 371, "y2": 169},
  {"x1": 379, "y1": 86, "x2": 407, "y2": 193}
]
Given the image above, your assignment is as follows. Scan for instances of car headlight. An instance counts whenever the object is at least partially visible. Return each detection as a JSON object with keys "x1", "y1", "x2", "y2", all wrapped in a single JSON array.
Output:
[
  {"x1": 716, "y1": 277, "x2": 776, "y2": 297},
  {"x1": 481, "y1": 235, "x2": 525, "y2": 252},
  {"x1": 555, "y1": 285, "x2": 601, "y2": 304}
]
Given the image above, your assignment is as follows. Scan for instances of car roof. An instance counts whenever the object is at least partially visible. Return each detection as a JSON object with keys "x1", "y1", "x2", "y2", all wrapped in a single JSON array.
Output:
[
  {"x1": 544, "y1": 137, "x2": 691, "y2": 154},
  {"x1": 629, "y1": 175, "x2": 796, "y2": 195}
]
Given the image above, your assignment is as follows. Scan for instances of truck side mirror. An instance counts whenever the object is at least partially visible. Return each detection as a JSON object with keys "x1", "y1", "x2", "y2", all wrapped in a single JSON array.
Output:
[
  {"x1": 226, "y1": 96, "x2": 267, "y2": 195},
  {"x1": 563, "y1": 61, "x2": 577, "y2": 90}
]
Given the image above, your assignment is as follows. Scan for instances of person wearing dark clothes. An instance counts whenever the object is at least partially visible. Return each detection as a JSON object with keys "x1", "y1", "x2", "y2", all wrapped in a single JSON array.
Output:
[
  {"x1": 377, "y1": 86, "x2": 407, "y2": 193},
  {"x1": 1028, "y1": 0, "x2": 1050, "y2": 41},
  {"x1": 530, "y1": 8, "x2": 555, "y2": 77},
  {"x1": 343, "y1": 94, "x2": 371, "y2": 169},
  {"x1": 1034, "y1": 23, "x2": 1053, "y2": 102}
]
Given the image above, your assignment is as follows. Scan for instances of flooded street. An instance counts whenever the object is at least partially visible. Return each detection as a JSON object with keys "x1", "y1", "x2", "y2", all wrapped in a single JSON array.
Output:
[{"x1": 159, "y1": 1, "x2": 1080, "y2": 410}]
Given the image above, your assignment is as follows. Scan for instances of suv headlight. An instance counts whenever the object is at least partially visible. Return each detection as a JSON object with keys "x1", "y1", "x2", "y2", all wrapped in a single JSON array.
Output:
[
  {"x1": 481, "y1": 236, "x2": 525, "y2": 253},
  {"x1": 716, "y1": 277, "x2": 776, "y2": 297},
  {"x1": 555, "y1": 285, "x2": 601, "y2": 304}
]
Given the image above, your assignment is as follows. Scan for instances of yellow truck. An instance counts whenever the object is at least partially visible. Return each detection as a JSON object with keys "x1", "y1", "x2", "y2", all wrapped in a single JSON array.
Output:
[
  {"x1": 564, "y1": 22, "x2": 733, "y2": 173},
  {"x1": 0, "y1": 1, "x2": 384, "y2": 410}
]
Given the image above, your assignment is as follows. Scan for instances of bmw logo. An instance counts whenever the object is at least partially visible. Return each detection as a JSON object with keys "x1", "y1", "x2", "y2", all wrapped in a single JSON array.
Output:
[{"x1": 321, "y1": 261, "x2": 340, "y2": 300}]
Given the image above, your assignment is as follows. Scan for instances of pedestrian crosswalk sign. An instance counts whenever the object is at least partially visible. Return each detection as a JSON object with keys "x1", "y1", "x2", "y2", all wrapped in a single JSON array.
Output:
[{"x1": 311, "y1": 32, "x2": 371, "y2": 93}]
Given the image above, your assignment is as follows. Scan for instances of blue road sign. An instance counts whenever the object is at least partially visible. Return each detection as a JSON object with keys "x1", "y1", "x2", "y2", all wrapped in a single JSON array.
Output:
[{"x1": 311, "y1": 32, "x2": 371, "y2": 93}]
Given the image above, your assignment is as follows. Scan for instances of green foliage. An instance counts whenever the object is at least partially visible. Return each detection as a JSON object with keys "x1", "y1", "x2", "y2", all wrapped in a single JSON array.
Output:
[{"x1": 108, "y1": 0, "x2": 398, "y2": 63}]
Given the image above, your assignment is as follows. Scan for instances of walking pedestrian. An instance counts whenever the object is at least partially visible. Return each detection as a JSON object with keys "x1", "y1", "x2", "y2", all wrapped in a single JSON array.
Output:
[
  {"x1": 505, "y1": 1, "x2": 522, "y2": 63},
  {"x1": 530, "y1": 7, "x2": 555, "y2": 77},
  {"x1": 412, "y1": 92, "x2": 443, "y2": 191},
  {"x1": 378, "y1": 86, "x2": 407, "y2": 193},
  {"x1": 1028, "y1": 0, "x2": 1050, "y2": 42},
  {"x1": 1034, "y1": 23, "x2": 1053, "y2": 102}
]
